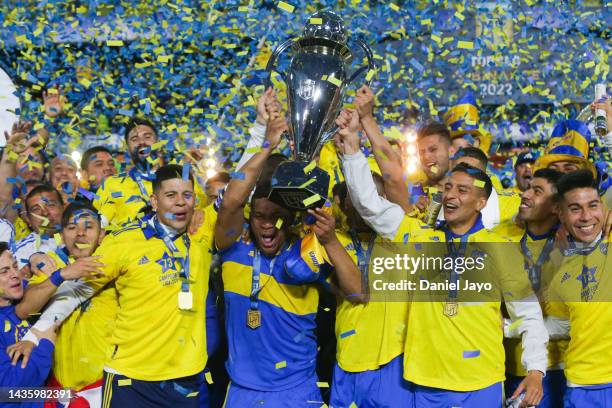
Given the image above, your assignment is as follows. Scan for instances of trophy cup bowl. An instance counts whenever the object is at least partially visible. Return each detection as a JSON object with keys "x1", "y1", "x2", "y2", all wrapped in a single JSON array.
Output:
[{"x1": 265, "y1": 11, "x2": 374, "y2": 211}]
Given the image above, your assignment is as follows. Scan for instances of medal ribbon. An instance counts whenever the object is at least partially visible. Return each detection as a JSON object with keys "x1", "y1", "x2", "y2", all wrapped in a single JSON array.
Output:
[
  {"x1": 250, "y1": 249, "x2": 280, "y2": 312},
  {"x1": 520, "y1": 232, "x2": 555, "y2": 292},
  {"x1": 349, "y1": 231, "x2": 376, "y2": 289},
  {"x1": 153, "y1": 216, "x2": 191, "y2": 294},
  {"x1": 129, "y1": 167, "x2": 153, "y2": 206}
]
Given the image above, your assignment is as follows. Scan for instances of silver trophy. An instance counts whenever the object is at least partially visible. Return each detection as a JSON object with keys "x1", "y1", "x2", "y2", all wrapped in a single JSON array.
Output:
[{"x1": 265, "y1": 10, "x2": 374, "y2": 210}]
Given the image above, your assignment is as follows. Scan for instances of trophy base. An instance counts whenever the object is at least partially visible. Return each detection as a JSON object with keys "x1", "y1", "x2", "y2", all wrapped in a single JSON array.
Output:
[{"x1": 269, "y1": 161, "x2": 330, "y2": 211}]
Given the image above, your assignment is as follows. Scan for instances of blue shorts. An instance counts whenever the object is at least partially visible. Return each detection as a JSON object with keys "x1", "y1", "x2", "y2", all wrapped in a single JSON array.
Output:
[
  {"x1": 410, "y1": 381, "x2": 503, "y2": 408},
  {"x1": 102, "y1": 371, "x2": 204, "y2": 408},
  {"x1": 223, "y1": 376, "x2": 323, "y2": 407},
  {"x1": 505, "y1": 370, "x2": 566, "y2": 407},
  {"x1": 330, "y1": 354, "x2": 412, "y2": 408},
  {"x1": 564, "y1": 383, "x2": 612, "y2": 407}
]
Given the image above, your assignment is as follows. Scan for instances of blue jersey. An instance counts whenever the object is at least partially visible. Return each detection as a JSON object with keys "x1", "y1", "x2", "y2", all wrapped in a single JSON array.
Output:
[
  {"x1": 220, "y1": 234, "x2": 329, "y2": 391},
  {"x1": 0, "y1": 305, "x2": 54, "y2": 408}
]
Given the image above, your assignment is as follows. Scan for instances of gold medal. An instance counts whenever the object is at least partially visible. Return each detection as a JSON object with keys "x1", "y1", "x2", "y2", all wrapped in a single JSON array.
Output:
[
  {"x1": 443, "y1": 301, "x2": 458, "y2": 317},
  {"x1": 178, "y1": 291, "x2": 193, "y2": 311},
  {"x1": 247, "y1": 309, "x2": 261, "y2": 329}
]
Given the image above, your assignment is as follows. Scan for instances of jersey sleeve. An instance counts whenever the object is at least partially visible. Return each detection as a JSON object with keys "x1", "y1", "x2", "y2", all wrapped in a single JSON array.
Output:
[{"x1": 392, "y1": 215, "x2": 427, "y2": 243}]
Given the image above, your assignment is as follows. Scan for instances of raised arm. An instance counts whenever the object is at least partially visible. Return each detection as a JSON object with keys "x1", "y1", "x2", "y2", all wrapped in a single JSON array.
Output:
[
  {"x1": 215, "y1": 108, "x2": 286, "y2": 250},
  {"x1": 0, "y1": 121, "x2": 37, "y2": 222},
  {"x1": 354, "y1": 86, "x2": 410, "y2": 212},
  {"x1": 236, "y1": 87, "x2": 282, "y2": 170},
  {"x1": 15, "y1": 254, "x2": 104, "y2": 320},
  {"x1": 335, "y1": 112, "x2": 404, "y2": 240}
]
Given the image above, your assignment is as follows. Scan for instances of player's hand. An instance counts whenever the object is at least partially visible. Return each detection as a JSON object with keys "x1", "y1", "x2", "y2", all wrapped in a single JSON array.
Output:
[
  {"x1": 264, "y1": 114, "x2": 287, "y2": 150},
  {"x1": 591, "y1": 95, "x2": 612, "y2": 131},
  {"x1": 355, "y1": 85, "x2": 375, "y2": 120},
  {"x1": 336, "y1": 108, "x2": 361, "y2": 133},
  {"x1": 512, "y1": 370, "x2": 543, "y2": 408},
  {"x1": 60, "y1": 256, "x2": 105, "y2": 280},
  {"x1": 256, "y1": 87, "x2": 281, "y2": 126},
  {"x1": 7, "y1": 340, "x2": 36, "y2": 368},
  {"x1": 29, "y1": 253, "x2": 57, "y2": 277},
  {"x1": 335, "y1": 111, "x2": 360, "y2": 156},
  {"x1": 4, "y1": 121, "x2": 34, "y2": 155},
  {"x1": 30, "y1": 326, "x2": 57, "y2": 345},
  {"x1": 307, "y1": 207, "x2": 337, "y2": 245},
  {"x1": 43, "y1": 86, "x2": 64, "y2": 118},
  {"x1": 188, "y1": 208, "x2": 205, "y2": 235}
]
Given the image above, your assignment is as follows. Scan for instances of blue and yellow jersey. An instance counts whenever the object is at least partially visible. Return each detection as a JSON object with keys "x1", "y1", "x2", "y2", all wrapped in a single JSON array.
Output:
[
  {"x1": 77, "y1": 217, "x2": 213, "y2": 381},
  {"x1": 334, "y1": 232, "x2": 408, "y2": 372},
  {"x1": 220, "y1": 232, "x2": 329, "y2": 391},
  {"x1": 395, "y1": 216, "x2": 532, "y2": 391},
  {"x1": 493, "y1": 222, "x2": 568, "y2": 377},
  {"x1": 29, "y1": 248, "x2": 118, "y2": 390},
  {"x1": 545, "y1": 233, "x2": 612, "y2": 386}
]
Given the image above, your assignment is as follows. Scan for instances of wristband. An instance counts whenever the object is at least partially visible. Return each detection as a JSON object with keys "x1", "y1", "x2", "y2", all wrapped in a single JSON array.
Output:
[{"x1": 49, "y1": 269, "x2": 65, "y2": 287}]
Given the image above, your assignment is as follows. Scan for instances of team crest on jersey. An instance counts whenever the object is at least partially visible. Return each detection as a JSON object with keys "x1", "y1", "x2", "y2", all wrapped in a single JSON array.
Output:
[
  {"x1": 139, "y1": 255, "x2": 150, "y2": 265},
  {"x1": 156, "y1": 252, "x2": 176, "y2": 273},
  {"x1": 577, "y1": 265, "x2": 598, "y2": 301}
]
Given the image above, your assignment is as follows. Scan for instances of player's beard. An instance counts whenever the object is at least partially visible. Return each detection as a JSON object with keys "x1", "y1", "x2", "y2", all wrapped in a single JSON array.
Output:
[{"x1": 132, "y1": 147, "x2": 158, "y2": 174}]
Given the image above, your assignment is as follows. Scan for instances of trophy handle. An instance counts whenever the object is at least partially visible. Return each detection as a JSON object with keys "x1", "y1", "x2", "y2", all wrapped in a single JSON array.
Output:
[
  {"x1": 346, "y1": 38, "x2": 376, "y2": 87},
  {"x1": 318, "y1": 39, "x2": 376, "y2": 147},
  {"x1": 264, "y1": 38, "x2": 296, "y2": 89}
]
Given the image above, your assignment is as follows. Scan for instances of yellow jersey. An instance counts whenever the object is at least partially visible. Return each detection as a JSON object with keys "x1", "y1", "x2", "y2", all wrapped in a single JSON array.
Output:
[
  {"x1": 493, "y1": 222, "x2": 568, "y2": 377},
  {"x1": 29, "y1": 248, "x2": 118, "y2": 390},
  {"x1": 498, "y1": 190, "x2": 521, "y2": 225},
  {"x1": 82, "y1": 216, "x2": 213, "y2": 381},
  {"x1": 334, "y1": 231, "x2": 408, "y2": 372},
  {"x1": 545, "y1": 233, "x2": 612, "y2": 385},
  {"x1": 93, "y1": 168, "x2": 153, "y2": 230},
  {"x1": 394, "y1": 215, "x2": 533, "y2": 391}
]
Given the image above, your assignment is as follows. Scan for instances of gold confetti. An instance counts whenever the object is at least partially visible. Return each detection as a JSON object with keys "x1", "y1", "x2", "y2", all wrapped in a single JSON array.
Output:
[
  {"x1": 298, "y1": 179, "x2": 316, "y2": 189},
  {"x1": 457, "y1": 41, "x2": 474, "y2": 50},
  {"x1": 326, "y1": 76, "x2": 342, "y2": 87},
  {"x1": 473, "y1": 180, "x2": 485, "y2": 188},
  {"x1": 309, "y1": 18, "x2": 323, "y2": 24},
  {"x1": 275, "y1": 219, "x2": 283, "y2": 229},
  {"x1": 275, "y1": 360, "x2": 287, "y2": 369},
  {"x1": 303, "y1": 194, "x2": 322, "y2": 207},
  {"x1": 118, "y1": 379, "x2": 132, "y2": 386},
  {"x1": 303, "y1": 161, "x2": 316, "y2": 174},
  {"x1": 277, "y1": 1, "x2": 295, "y2": 13}
]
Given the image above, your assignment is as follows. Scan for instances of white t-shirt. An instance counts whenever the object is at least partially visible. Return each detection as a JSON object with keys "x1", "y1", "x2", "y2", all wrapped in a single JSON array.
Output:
[{"x1": 14, "y1": 232, "x2": 58, "y2": 269}]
